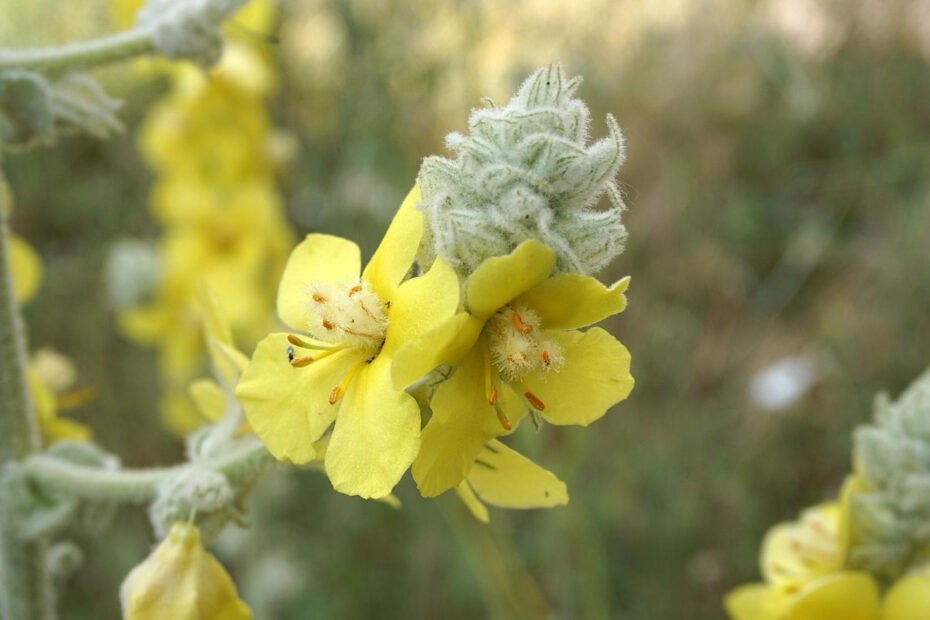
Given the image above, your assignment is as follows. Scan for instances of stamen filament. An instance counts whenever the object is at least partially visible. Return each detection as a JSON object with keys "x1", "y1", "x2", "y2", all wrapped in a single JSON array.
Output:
[
  {"x1": 329, "y1": 359, "x2": 365, "y2": 405},
  {"x1": 494, "y1": 403, "x2": 513, "y2": 431},
  {"x1": 482, "y1": 343, "x2": 496, "y2": 404},
  {"x1": 288, "y1": 334, "x2": 338, "y2": 350}
]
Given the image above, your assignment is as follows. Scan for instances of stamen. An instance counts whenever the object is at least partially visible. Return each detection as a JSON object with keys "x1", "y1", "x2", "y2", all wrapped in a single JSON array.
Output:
[
  {"x1": 312, "y1": 293, "x2": 326, "y2": 303},
  {"x1": 287, "y1": 334, "x2": 337, "y2": 350},
  {"x1": 482, "y1": 344, "x2": 495, "y2": 404},
  {"x1": 289, "y1": 348, "x2": 341, "y2": 368},
  {"x1": 322, "y1": 319, "x2": 335, "y2": 331},
  {"x1": 512, "y1": 312, "x2": 533, "y2": 334},
  {"x1": 329, "y1": 359, "x2": 365, "y2": 405},
  {"x1": 494, "y1": 404, "x2": 513, "y2": 431},
  {"x1": 523, "y1": 390, "x2": 546, "y2": 411},
  {"x1": 343, "y1": 327, "x2": 383, "y2": 340},
  {"x1": 348, "y1": 285, "x2": 362, "y2": 296},
  {"x1": 541, "y1": 350, "x2": 551, "y2": 367}
]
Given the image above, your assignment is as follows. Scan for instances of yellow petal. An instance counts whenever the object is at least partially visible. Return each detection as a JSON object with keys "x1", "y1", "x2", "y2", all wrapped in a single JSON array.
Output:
[
  {"x1": 236, "y1": 333, "x2": 360, "y2": 464},
  {"x1": 412, "y1": 348, "x2": 524, "y2": 498},
  {"x1": 277, "y1": 234, "x2": 361, "y2": 331},
  {"x1": 382, "y1": 256, "x2": 460, "y2": 358},
  {"x1": 761, "y1": 502, "x2": 843, "y2": 592},
  {"x1": 198, "y1": 288, "x2": 246, "y2": 389},
  {"x1": 361, "y1": 185, "x2": 424, "y2": 302},
  {"x1": 455, "y1": 482, "x2": 490, "y2": 524},
  {"x1": 724, "y1": 583, "x2": 785, "y2": 620},
  {"x1": 391, "y1": 312, "x2": 483, "y2": 389},
  {"x1": 466, "y1": 440, "x2": 568, "y2": 509},
  {"x1": 517, "y1": 274, "x2": 630, "y2": 330},
  {"x1": 465, "y1": 240, "x2": 556, "y2": 319},
  {"x1": 524, "y1": 327, "x2": 633, "y2": 426},
  {"x1": 323, "y1": 356, "x2": 421, "y2": 499},
  {"x1": 120, "y1": 523, "x2": 252, "y2": 620},
  {"x1": 785, "y1": 572, "x2": 880, "y2": 620},
  {"x1": 883, "y1": 571, "x2": 930, "y2": 620},
  {"x1": 189, "y1": 379, "x2": 227, "y2": 423},
  {"x1": 29, "y1": 371, "x2": 92, "y2": 444},
  {"x1": 160, "y1": 389, "x2": 204, "y2": 435},
  {"x1": 10, "y1": 235, "x2": 42, "y2": 305}
]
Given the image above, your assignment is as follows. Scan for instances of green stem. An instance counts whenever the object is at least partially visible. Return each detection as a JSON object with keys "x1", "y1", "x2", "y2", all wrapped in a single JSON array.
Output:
[
  {"x1": 0, "y1": 186, "x2": 54, "y2": 619},
  {"x1": 0, "y1": 28, "x2": 155, "y2": 75},
  {"x1": 23, "y1": 439, "x2": 276, "y2": 505}
]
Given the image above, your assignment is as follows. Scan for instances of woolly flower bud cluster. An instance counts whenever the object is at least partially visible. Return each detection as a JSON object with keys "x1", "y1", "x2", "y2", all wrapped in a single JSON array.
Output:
[
  {"x1": 418, "y1": 64, "x2": 628, "y2": 276},
  {"x1": 849, "y1": 369, "x2": 930, "y2": 579}
]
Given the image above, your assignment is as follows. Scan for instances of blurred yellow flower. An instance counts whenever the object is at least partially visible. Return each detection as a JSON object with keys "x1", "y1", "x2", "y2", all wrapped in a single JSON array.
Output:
[
  {"x1": 120, "y1": 522, "x2": 251, "y2": 620},
  {"x1": 118, "y1": 0, "x2": 296, "y2": 434},
  {"x1": 28, "y1": 348, "x2": 93, "y2": 445},
  {"x1": 237, "y1": 186, "x2": 460, "y2": 498},
  {"x1": 719, "y1": 496, "x2": 930, "y2": 620},
  {"x1": 393, "y1": 240, "x2": 634, "y2": 498},
  {"x1": 454, "y1": 439, "x2": 568, "y2": 523},
  {"x1": 10, "y1": 234, "x2": 42, "y2": 305}
]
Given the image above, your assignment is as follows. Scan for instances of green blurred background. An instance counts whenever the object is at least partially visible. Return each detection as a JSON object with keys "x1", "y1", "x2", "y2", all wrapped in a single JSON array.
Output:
[{"x1": 4, "y1": 0, "x2": 930, "y2": 617}]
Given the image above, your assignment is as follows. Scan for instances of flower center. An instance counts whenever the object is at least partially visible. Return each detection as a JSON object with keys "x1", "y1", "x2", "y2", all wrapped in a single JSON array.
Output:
[
  {"x1": 482, "y1": 303, "x2": 564, "y2": 429},
  {"x1": 486, "y1": 304, "x2": 563, "y2": 381},
  {"x1": 304, "y1": 280, "x2": 388, "y2": 352}
]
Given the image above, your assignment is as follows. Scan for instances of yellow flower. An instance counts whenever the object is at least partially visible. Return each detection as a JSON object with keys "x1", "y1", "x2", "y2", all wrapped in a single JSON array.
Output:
[
  {"x1": 236, "y1": 186, "x2": 460, "y2": 498},
  {"x1": 29, "y1": 348, "x2": 93, "y2": 445},
  {"x1": 454, "y1": 439, "x2": 568, "y2": 523},
  {"x1": 392, "y1": 240, "x2": 634, "y2": 497},
  {"x1": 120, "y1": 522, "x2": 251, "y2": 620},
  {"x1": 10, "y1": 234, "x2": 42, "y2": 305},
  {"x1": 725, "y1": 501, "x2": 883, "y2": 620}
]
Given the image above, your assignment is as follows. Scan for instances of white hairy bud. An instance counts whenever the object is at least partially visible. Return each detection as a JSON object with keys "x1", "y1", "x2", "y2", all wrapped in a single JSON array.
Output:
[
  {"x1": 418, "y1": 65, "x2": 628, "y2": 276},
  {"x1": 149, "y1": 466, "x2": 235, "y2": 543},
  {"x1": 137, "y1": 0, "x2": 250, "y2": 67}
]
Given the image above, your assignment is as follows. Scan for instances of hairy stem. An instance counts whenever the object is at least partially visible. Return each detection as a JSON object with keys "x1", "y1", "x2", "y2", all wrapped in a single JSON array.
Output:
[
  {"x1": 0, "y1": 28, "x2": 155, "y2": 75},
  {"x1": 23, "y1": 438, "x2": 276, "y2": 505},
  {"x1": 0, "y1": 186, "x2": 54, "y2": 619}
]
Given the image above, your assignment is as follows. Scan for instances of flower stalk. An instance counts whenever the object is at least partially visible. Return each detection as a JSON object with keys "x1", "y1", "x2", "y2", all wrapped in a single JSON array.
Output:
[
  {"x1": 21, "y1": 438, "x2": 275, "y2": 505},
  {"x1": 0, "y1": 29, "x2": 156, "y2": 75},
  {"x1": 0, "y1": 176, "x2": 54, "y2": 619}
]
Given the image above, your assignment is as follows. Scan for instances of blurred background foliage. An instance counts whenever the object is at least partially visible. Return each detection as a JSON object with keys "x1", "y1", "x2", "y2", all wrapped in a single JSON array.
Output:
[{"x1": 4, "y1": 0, "x2": 930, "y2": 617}]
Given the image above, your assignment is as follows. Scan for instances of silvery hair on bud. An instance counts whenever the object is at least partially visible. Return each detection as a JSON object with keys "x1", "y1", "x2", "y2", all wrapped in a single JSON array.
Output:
[{"x1": 417, "y1": 65, "x2": 628, "y2": 276}]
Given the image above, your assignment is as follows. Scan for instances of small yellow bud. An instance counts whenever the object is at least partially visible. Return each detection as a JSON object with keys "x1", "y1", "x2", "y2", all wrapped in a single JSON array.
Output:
[{"x1": 120, "y1": 523, "x2": 251, "y2": 620}]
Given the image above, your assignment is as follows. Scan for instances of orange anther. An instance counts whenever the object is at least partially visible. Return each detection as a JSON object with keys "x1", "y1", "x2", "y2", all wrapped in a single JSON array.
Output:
[
  {"x1": 541, "y1": 350, "x2": 551, "y2": 367},
  {"x1": 495, "y1": 407, "x2": 513, "y2": 431},
  {"x1": 348, "y1": 285, "x2": 363, "y2": 296},
  {"x1": 524, "y1": 391, "x2": 546, "y2": 411},
  {"x1": 322, "y1": 319, "x2": 335, "y2": 331},
  {"x1": 290, "y1": 356, "x2": 314, "y2": 368},
  {"x1": 512, "y1": 312, "x2": 532, "y2": 334},
  {"x1": 488, "y1": 386, "x2": 498, "y2": 406},
  {"x1": 312, "y1": 293, "x2": 326, "y2": 303},
  {"x1": 328, "y1": 386, "x2": 341, "y2": 405}
]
